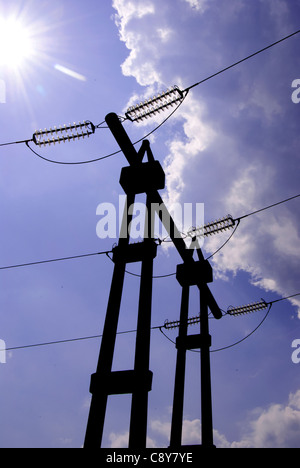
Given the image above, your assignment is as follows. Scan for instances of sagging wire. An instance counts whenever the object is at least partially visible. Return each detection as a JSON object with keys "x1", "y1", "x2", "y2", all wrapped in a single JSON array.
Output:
[
  {"x1": 210, "y1": 303, "x2": 273, "y2": 353},
  {"x1": 204, "y1": 219, "x2": 241, "y2": 261},
  {"x1": 2, "y1": 295, "x2": 299, "y2": 354},
  {"x1": 24, "y1": 97, "x2": 188, "y2": 165},
  {"x1": 105, "y1": 240, "x2": 178, "y2": 279},
  {"x1": 161, "y1": 293, "x2": 300, "y2": 354},
  {"x1": 159, "y1": 304, "x2": 273, "y2": 354},
  {"x1": 1, "y1": 28, "x2": 300, "y2": 163},
  {"x1": 188, "y1": 193, "x2": 300, "y2": 261}
]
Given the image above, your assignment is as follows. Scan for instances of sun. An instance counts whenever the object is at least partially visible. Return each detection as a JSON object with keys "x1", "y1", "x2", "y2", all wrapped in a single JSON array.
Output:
[{"x1": 0, "y1": 17, "x2": 35, "y2": 68}]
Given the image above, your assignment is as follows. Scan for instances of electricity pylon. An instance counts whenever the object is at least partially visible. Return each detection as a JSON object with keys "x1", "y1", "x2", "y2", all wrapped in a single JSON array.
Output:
[{"x1": 84, "y1": 113, "x2": 222, "y2": 449}]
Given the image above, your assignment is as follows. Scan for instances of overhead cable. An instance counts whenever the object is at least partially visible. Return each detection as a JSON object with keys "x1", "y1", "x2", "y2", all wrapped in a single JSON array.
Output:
[
  {"x1": 186, "y1": 193, "x2": 300, "y2": 261},
  {"x1": 185, "y1": 29, "x2": 300, "y2": 92},
  {"x1": 0, "y1": 250, "x2": 111, "y2": 271},
  {"x1": 2, "y1": 293, "x2": 299, "y2": 354},
  {"x1": 0, "y1": 29, "x2": 299, "y2": 163},
  {"x1": 0, "y1": 193, "x2": 298, "y2": 273}
]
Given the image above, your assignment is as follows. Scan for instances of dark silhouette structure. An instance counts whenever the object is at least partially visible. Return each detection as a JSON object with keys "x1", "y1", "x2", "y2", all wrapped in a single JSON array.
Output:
[
  {"x1": 170, "y1": 244, "x2": 218, "y2": 449},
  {"x1": 84, "y1": 113, "x2": 222, "y2": 449}
]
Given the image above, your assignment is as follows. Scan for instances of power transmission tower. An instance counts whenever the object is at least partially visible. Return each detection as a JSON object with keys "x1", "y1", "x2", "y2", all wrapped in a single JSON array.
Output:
[{"x1": 84, "y1": 113, "x2": 222, "y2": 449}]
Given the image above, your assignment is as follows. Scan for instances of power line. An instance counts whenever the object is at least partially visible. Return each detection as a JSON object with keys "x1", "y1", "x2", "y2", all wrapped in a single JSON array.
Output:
[
  {"x1": 211, "y1": 293, "x2": 300, "y2": 353},
  {"x1": 123, "y1": 29, "x2": 300, "y2": 125},
  {"x1": 165, "y1": 192, "x2": 300, "y2": 264},
  {"x1": 187, "y1": 193, "x2": 300, "y2": 260},
  {"x1": 161, "y1": 292, "x2": 300, "y2": 353},
  {"x1": 185, "y1": 28, "x2": 300, "y2": 92},
  {"x1": 190, "y1": 193, "x2": 300, "y2": 239},
  {"x1": 1, "y1": 325, "x2": 162, "y2": 353},
  {"x1": 0, "y1": 250, "x2": 111, "y2": 271},
  {"x1": 105, "y1": 192, "x2": 300, "y2": 278},
  {"x1": 4, "y1": 334, "x2": 103, "y2": 352},
  {"x1": 0, "y1": 29, "x2": 299, "y2": 161},
  {"x1": 205, "y1": 220, "x2": 241, "y2": 261},
  {"x1": 27, "y1": 98, "x2": 188, "y2": 164},
  {"x1": 237, "y1": 194, "x2": 300, "y2": 221},
  {"x1": 210, "y1": 303, "x2": 273, "y2": 353},
  {"x1": 25, "y1": 140, "x2": 121, "y2": 165},
  {"x1": 24, "y1": 101, "x2": 186, "y2": 165},
  {"x1": 0, "y1": 192, "x2": 298, "y2": 273},
  {"x1": 1, "y1": 294, "x2": 299, "y2": 354},
  {"x1": 0, "y1": 139, "x2": 31, "y2": 148},
  {"x1": 268, "y1": 293, "x2": 300, "y2": 305}
]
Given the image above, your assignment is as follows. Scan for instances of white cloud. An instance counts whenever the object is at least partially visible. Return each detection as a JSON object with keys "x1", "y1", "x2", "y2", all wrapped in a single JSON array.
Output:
[
  {"x1": 210, "y1": 217, "x2": 300, "y2": 316},
  {"x1": 205, "y1": 163, "x2": 273, "y2": 278},
  {"x1": 112, "y1": 0, "x2": 300, "y2": 319},
  {"x1": 150, "y1": 419, "x2": 170, "y2": 441},
  {"x1": 232, "y1": 389, "x2": 300, "y2": 448},
  {"x1": 109, "y1": 430, "x2": 129, "y2": 448},
  {"x1": 150, "y1": 418, "x2": 202, "y2": 446},
  {"x1": 182, "y1": 0, "x2": 207, "y2": 12},
  {"x1": 113, "y1": 0, "x2": 155, "y2": 29},
  {"x1": 149, "y1": 390, "x2": 300, "y2": 448},
  {"x1": 157, "y1": 28, "x2": 173, "y2": 43},
  {"x1": 109, "y1": 430, "x2": 157, "y2": 448},
  {"x1": 269, "y1": 215, "x2": 300, "y2": 258},
  {"x1": 163, "y1": 96, "x2": 216, "y2": 210},
  {"x1": 112, "y1": 0, "x2": 159, "y2": 86},
  {"x1": 150, "y1": 417, "x2": 229, "y2": 447},
  {"x1": 122, "y1": 55, "x2": 161, "y2": 86},
  {"x1": 225, "y1": 166, "x2": 269, "y2": 214},
  {"x1": 204, "y1": 163, "x2": 300, "y2": 317},
  {"x1": 182, "y1": 419, "x2": 201, "y2": 445},
  {"x1": 108, "y1": 390, "x2": 300, "y2": 448}
]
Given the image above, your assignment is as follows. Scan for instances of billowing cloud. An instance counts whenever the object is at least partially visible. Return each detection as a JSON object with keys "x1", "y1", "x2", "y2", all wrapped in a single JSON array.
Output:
[
  {"x1": 109, "y1": 430, "x2": 156, "y2": 448},
  {"x1": 150, "y1": 418, "x2": 205, "y2": 446},
  {"x1": 205, "y1": 164, "x2": 300, "y2": 316},
  {"x1": 109, "y1": 388, "x2": 300, "y2": 448},
  {"x1": 232, "y1": 389, "x2": 300, "y2": 448},
  {"x1": 163, "y1": 97, "x2": 216, "y2": 209},
  {"x1": 117, "y1": 389, "x2": 300, "y2": 448},
  {"x1": 112, "y1": 0, "x2": 160, "y2": 86},
  {"x1": 112, "y1": 0, "x2": 300, "y2": 318}
]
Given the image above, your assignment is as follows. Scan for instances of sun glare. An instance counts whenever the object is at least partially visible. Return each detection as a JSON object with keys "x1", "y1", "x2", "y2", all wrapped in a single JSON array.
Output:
[{"x1": 0, "y1": 17, "x2": 35, "y2": 68}]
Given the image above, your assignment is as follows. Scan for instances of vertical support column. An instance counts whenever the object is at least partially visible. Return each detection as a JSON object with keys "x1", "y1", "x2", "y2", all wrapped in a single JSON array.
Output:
[
  {"x1": 199, "y1": 286, "x2": 214, "y2": 448},
  {"x1": 169, "y1": 246, "x2": 217, "y2": 449},
  {"x1": 84, "y1": 194, "x2": 134, "y2": 448},
  {"x1": 196, "y1": 245, "x2": 214, "y2": 448},
  {"x1": 170, "y1": 285, "x2": 190, "y2": 448},
  {"x1": 129, "y1": 195, "x2": 155, "y2": 449}
]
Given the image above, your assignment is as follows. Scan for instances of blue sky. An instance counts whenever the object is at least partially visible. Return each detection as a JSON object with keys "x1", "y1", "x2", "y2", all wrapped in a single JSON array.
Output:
[{"x1": 0, "y1": 0, "x2": 299, "y2": 448}]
